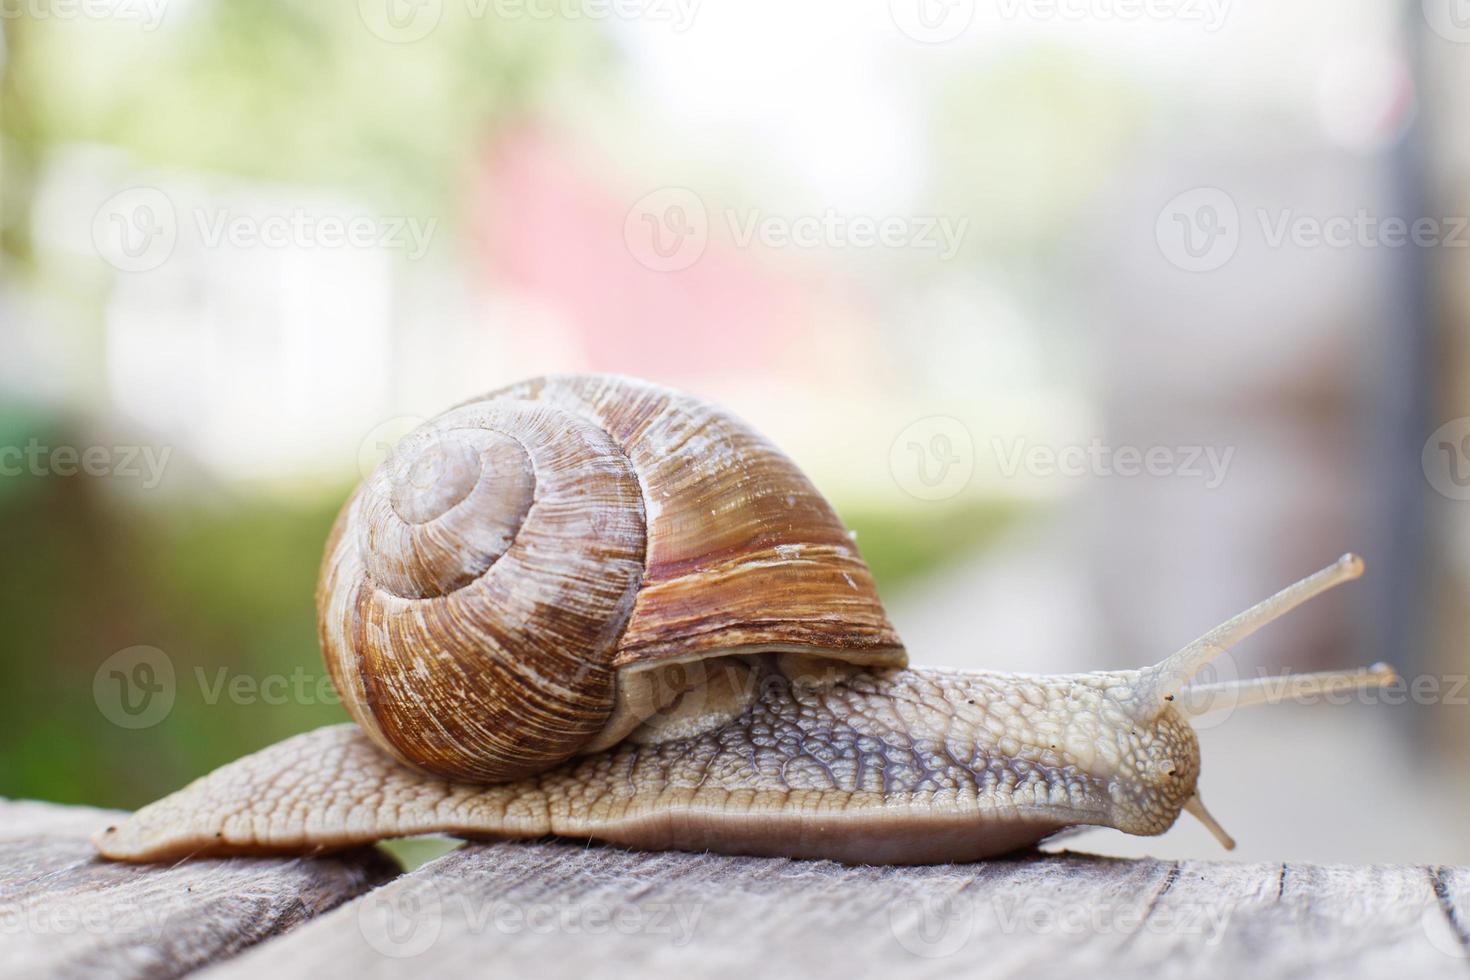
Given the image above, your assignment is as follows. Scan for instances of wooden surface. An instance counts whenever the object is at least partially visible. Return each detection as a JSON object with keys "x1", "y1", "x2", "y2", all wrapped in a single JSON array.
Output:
[
  {"x1": 0, "y1": 800, "x2": 397, "y2": 979},
  {"x1": 5, "y1": 800, "x2": 1469, "y2": 979}
]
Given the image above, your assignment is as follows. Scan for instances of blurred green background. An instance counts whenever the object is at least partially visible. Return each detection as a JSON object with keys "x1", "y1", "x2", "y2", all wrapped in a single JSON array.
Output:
[
  {"x1": 1, "y1": 1, "x2": 1032, "y2": 809},
  {"x1": 1, "y1": 0, "x2": 588, "y2": 807},
  {"x1": 0, "y1": 452, "x2": 1012, "y2": 808}
]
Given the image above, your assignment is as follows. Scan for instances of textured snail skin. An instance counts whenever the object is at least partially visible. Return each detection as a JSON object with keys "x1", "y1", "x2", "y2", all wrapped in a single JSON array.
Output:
[{"x1": 95, "y1": 660, "x2": 1199, "y2": 865}]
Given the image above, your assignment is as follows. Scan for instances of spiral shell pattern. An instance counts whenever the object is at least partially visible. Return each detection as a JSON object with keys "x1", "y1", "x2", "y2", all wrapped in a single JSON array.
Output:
[{"x1": 319, "y1": 375, "x2": 904, "y2": 782}]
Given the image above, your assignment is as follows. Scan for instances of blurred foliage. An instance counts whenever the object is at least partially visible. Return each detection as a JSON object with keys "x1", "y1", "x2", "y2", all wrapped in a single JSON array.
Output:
[
  {"x1": 841, "y1": 498, "x2": 1021, "y2": 597},
  {"x1": 0, "y1": 417, "x2": 1018, "y2": 808},
  {"x1": 0, "y1": 442, "x2": 350, "y2": 807},
  {"x1": 0, "y1": 2, "x2": 617, "y2": 806},
  {"x1": 380, "y1": 835, "x2": 463, "y2": 871},
  {"x1": 0, "y1": 0, "x2": 1025, "y2": 813},
  {"x1": 1, "y1": 0, "x2": 606, "y2": 264},
  {"x1": 930, "y1": 49, "x2": 1144, "y2": 258}
]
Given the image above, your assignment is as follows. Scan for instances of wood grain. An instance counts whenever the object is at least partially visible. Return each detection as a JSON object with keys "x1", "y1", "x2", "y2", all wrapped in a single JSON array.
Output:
[
  {"x1": 0, "y1": 799, "x2": 399, "y2": 979},
  {"x1": 208, "y1": 839, "x2": 1470, "y2": 980},
  {"x1": 11, "y1": 798, "x2": 1470, "y2": 978}
]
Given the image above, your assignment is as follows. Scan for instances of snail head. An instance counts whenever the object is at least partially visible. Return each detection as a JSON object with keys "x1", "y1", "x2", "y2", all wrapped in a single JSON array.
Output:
[{"x1": 1088, "y1": 553, "x2": 1395, "y2": 849}]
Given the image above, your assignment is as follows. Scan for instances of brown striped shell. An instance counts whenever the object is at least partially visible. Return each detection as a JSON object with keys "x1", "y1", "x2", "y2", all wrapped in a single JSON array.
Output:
[{"x1": 317, "y1": 374, "x2": 906, "y2": 783}]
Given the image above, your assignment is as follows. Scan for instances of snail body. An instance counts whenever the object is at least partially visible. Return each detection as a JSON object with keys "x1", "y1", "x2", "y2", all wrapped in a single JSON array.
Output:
[{"x1": 96, "y1": 375, "x2": 1394, "y2": 864}]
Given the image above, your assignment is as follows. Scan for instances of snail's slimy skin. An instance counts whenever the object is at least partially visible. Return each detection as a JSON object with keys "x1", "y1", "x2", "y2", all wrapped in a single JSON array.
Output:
[{"x1": 95, "y1": 662, "x2": 1199, "y2": 865}]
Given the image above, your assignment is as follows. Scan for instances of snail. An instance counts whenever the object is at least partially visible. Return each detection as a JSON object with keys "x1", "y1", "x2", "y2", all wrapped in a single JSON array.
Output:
[{"x1": 95, "y1": 374, "x2": 1396, "y2": 865}]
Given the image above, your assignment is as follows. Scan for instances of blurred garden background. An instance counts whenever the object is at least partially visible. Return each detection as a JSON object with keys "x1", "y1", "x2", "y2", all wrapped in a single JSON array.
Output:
[{"x1": 4, "y1": 0, "x2": 1470, "y2": 864}]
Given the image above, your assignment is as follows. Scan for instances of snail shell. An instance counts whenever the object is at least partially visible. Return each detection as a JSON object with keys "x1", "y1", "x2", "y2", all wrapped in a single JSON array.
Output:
[{"x1": 318, "y1": 374, "x2": 905, "y2": 783}]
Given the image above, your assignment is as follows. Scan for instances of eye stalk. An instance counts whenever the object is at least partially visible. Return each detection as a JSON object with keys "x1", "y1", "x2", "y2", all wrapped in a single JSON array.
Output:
[
  {"x1": 1179, "y1": 662, "x2": 1398, "y2": 718},
  {"x1": 1121, "y1": 553, "x2": 1397, "y2": 849},
  {"x1": 1132, "y1": 553, "x2": 1386, "y2": 717}
]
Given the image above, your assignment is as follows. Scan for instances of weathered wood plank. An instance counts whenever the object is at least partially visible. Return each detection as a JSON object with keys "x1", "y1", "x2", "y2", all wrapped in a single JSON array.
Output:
[
  {"x1": 0, "y1": 800, "x2": 129, "y2": 843},
  {"x1": 10, "y1": 796, "x2": 1468, "y2": 978},
  {"x1": 203, "y1": 840, "x2": 1470, "y2": 980},
  {"x1": 0, "y1": 800, "x2": 399, "y2": 979}
]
